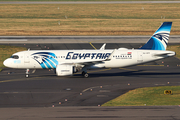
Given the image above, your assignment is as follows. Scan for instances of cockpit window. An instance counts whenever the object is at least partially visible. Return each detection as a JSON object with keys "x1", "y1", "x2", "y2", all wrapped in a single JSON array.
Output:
[{"x1": 10, "y1": 55, "x2": 19, "y2": 59}]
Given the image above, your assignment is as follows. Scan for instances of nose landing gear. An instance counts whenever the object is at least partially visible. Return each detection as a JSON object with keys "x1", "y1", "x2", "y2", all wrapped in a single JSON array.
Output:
[{"x1": 26, "y1": 69, "x2": 29, "y2": 78}]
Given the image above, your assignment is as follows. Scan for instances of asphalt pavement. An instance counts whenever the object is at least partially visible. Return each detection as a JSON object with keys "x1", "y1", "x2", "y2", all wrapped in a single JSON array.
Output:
[{"x1": 0, "y1": 36, "x2": 180, "y2": 43}]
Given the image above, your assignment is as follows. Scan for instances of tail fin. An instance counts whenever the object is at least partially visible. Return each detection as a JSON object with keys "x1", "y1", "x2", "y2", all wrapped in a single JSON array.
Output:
[{"x1": 140, "y1": 22, "x2": 172, "y2": 50}]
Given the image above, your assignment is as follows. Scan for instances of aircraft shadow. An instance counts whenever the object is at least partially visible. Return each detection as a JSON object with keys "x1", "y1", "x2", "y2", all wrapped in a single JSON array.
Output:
[{"x1": 74, "y1": 70, "x2": 180, "y2": 78}]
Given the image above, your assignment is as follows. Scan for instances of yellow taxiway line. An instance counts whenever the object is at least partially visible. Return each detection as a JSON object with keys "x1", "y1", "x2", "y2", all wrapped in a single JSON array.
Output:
[{"x1": 89, "y1": 42, "x2": 97, "y2": 50}]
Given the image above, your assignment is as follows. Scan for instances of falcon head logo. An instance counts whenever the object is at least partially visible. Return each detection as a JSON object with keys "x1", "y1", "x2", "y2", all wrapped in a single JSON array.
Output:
[
  {"x1": 153, "y1": 32, "x2": 169, "y2": 45},
  {"x1": 31, "y1": 52, "x2": 58, "y2": 69}
]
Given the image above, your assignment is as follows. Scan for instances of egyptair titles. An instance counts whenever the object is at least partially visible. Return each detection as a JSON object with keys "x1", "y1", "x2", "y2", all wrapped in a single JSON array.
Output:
[{"x1": 66, "y1": 52, "x2": 111, "y2": 59}]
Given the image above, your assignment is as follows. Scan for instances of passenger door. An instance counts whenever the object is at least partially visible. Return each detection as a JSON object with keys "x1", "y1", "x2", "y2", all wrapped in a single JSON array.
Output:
[{"x1": 24, "y1": 52, "x2": 30, "y2": 64}]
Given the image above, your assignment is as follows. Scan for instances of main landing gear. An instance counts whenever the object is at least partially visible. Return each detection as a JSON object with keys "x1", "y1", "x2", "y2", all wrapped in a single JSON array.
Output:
[
  {"x1": 26, "y1": 69, "x2": 29, "y2": 78},
  {"x1": 82, "y1": 71, "x2": 89, "y2": 78}
]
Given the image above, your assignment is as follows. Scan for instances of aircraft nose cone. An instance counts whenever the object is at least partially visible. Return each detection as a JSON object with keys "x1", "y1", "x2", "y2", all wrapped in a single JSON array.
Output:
[{"x1": 3, "y1": 59, "x2": 9, "y2": 67}]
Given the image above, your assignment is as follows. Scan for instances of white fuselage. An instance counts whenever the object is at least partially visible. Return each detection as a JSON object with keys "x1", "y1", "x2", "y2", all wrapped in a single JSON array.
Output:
[{"x1": 3, "y1": 49, "x2": 175, "y2": 69}]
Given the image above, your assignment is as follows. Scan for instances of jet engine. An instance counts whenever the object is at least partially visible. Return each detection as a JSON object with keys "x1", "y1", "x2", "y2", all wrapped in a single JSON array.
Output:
[{"x1": 56, "y1": 64, "x2": 77, "y2": 76}]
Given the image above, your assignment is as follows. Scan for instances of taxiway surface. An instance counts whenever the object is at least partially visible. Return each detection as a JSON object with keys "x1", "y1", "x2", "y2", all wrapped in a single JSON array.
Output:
[
  {"x1": 0, "y1": 36, "x2": 180, "y2": 43},
  {"x1": 1, "y1": 65, "x2": 180, "y2": 107},
  {"x1": 1, "y1": 63, "x2": 180, "y2": 120}
]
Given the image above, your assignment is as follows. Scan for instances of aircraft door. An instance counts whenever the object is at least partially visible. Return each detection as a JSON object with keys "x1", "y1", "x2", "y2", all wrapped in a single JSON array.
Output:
[
  {"x1": 137, "y1": 52, "x2": 143, "y2": 63},
  {"x1": 24, "y1": 52, "x2": 30, "y2": 63}
]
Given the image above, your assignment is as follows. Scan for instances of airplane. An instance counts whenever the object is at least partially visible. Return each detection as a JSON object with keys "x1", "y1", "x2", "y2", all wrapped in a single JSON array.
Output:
[{"x1": 3, "y1": 22, "x2": 175, "y2": 78}]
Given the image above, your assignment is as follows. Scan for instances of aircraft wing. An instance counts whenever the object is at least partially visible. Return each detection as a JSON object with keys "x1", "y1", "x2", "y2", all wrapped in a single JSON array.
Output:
[
  {"x1": 76, "y1": 49, "x2": 116, "y2": 65},
  {"x1": 59, "y1": 60, "x2": 104, "y2": 66},
  {"x1": 105, "y1": 49, "x2": 116, "y2": 61},
  {"x1": 76, "y1": 60, "x2": 104, "y2": 66}
]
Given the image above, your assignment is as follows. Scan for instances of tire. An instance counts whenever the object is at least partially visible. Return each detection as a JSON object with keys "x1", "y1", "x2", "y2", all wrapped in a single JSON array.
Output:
[
  {"x1": 26, "y1": 74, "x2": 29, "y2": 78},
  {"x1": 84, "y1": 73, "x2": 89, "y2": 78}
]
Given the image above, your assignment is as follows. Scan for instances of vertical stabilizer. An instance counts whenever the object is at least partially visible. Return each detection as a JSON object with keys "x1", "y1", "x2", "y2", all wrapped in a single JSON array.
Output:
[{"x1": 140, "y1": 22, "x2": 172, "y2": 50}]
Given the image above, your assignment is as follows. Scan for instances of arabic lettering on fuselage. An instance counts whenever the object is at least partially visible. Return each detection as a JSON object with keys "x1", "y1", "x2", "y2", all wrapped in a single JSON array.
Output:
[{"x1": 66, "y1": 52, "x2": 111, "y2": 59}]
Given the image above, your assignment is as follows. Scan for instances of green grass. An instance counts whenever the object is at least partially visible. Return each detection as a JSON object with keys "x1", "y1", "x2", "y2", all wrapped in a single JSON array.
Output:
[
  {"x1": 0, "y1": 45, "x2": 26, "y2": 71},
  {"x1": 102, "y1": 86, "x2": 180, "y2": 106}
]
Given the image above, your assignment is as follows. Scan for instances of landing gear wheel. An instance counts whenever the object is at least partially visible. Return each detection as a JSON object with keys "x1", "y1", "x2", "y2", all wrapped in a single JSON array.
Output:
[
  {"x1": 84, "y1": 73, "x2": 89, "y2": 78},
  {"x1": 26, "y1": 74, "x2": 29, "y2": 78},
  {"x1": 82, "y1": 71, "x2": 89, "y2": 78},
  {"x1": 26, "y1": 69, "x2": 30, "y2": 78}
]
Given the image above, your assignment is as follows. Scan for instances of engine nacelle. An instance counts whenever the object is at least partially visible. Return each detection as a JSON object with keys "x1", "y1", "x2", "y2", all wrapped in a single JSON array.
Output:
[{"x1": 56, "y1": 64, "x2": 76, "y2": 76}]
